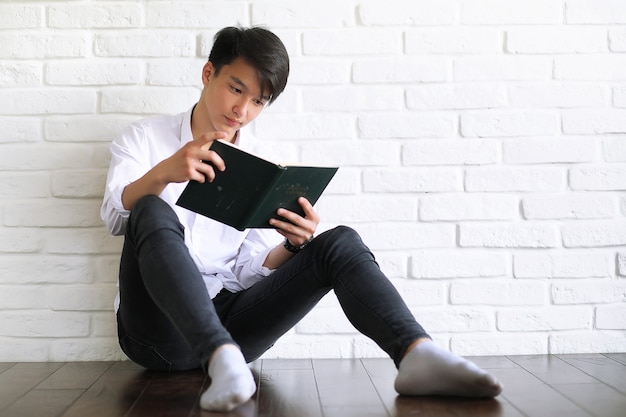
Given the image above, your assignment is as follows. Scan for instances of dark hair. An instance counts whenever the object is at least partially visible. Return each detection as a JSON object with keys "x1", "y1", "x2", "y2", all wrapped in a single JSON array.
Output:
[{"x1": 209, "y1": 26, "x2": 289, "y2": 104}]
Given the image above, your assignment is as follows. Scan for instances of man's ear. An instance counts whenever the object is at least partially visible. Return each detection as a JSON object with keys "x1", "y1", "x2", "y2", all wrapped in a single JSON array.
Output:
[{"x1": 202, "y1": 62, "x2": 214, "y2": 87}]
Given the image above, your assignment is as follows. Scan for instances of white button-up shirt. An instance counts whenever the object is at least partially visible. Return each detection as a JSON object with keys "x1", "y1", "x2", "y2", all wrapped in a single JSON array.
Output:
[{"x1": 101, "y1": 106, "x2": 282, "y2": 308}]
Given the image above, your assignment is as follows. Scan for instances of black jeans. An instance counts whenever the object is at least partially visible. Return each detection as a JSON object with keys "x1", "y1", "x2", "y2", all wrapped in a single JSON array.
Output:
[{"x1": 116, "y1": 195, "x2": 429, "y2": 371}]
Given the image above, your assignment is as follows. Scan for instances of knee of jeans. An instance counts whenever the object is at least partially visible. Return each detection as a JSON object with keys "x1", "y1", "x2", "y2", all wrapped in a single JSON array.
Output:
[{"x1": 130, "y1": 195, "x2": 181, "y2": 232}]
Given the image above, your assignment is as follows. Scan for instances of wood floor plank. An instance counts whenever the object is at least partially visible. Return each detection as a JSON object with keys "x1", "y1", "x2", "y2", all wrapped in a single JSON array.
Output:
[
  {"x1": 508, "y1": 355, "x2": 599, "y2": 385},
  {"x1": 127, "y1": 369, "x2": 206, "y2": 417},
  {"x1": 557, "y1": 354, "x2": 626, "y2": 394},
  {"x1": 37, "y1": 362, "x2": 113, "y2": 390},
  {"x1": 0, "y1": 363, "x2": 64, "y2": 411},
  {"x1": 313, "y1": 358, "x2": 389, "y2": 416},
  {"x1": 0, "y1": 389, "x2": 84, "y2": 417},
  {"x1": 491, "y1": 368, "x2": 592, "y2": 417},
  {"x1": 603, "y1": 353, "x2": 626, "y2": 365},
  {"x1": 0, "y1": 363, "x2": 15, "y2": 374},
  {"x1": 60, "y1": 363, "x2": 155, "y2": 417},
  {"x1": 256, "y1": 366, "x2": 322, "y2": 417},
  {"x1": 553, "y1": 382, "x2": 626, "y2": 417}
]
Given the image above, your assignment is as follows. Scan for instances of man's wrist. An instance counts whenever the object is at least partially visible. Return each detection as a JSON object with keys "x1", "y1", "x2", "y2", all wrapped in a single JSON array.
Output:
[{"x1": 283, "y1": 236, "x2": 313, "y2": 253}]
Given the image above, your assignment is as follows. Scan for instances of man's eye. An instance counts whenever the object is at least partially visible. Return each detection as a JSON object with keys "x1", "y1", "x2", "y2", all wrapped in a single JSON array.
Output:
[{"x1": 230, "y1": 86, "x2": 242, "y2": 94}]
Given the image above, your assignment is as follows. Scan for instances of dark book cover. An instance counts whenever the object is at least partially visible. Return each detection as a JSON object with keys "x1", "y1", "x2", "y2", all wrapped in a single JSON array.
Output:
[{"x1": 176, "y1": 140, "x2": 338, "y2": 231}]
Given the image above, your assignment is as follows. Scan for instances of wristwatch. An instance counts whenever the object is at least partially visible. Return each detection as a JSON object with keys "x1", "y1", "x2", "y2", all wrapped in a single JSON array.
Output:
[{"x1": 283, "y1": 236, "x2": 313, "y2": 253}]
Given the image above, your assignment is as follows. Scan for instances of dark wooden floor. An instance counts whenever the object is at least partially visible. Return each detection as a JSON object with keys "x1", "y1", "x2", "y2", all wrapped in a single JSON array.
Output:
[{"x1": 0, "y1": 354, "x2": 625, "y2": 417}]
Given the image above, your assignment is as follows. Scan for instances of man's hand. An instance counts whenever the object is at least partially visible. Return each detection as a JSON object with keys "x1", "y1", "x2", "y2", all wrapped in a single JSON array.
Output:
[
  {"x1": 269, "y1": 197, "x2": 319, "y2": 246},
  {"x1": 156, "y1": 131, "x2": 228, "y2": 184},
  {"x1": 121, "y1": 131, "x2": 228, "y2": 211}
]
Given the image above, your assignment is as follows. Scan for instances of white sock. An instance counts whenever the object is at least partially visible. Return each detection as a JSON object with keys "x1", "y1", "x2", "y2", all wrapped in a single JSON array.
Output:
[
  {"x1": 200, "y1": 346, "x2": 256, "y2": 411},
  {"x1": 394, "y1": 341, "x2": 502, "y2": 398}
]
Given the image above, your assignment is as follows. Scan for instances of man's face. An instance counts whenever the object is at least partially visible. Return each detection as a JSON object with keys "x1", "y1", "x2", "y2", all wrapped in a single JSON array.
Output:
[{"x1": 199, "y1": 57, "x2": 270, "y2": 140}]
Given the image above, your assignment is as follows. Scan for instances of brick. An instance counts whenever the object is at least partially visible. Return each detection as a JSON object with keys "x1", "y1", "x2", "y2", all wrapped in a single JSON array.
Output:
[
  {"x1": 550, "y1": 332, "x2": 626, "y2": 354},
  {"x1": 566, "y1": 0, "x2": 626, "y2": 24},
  {"x1": 497, "y1": 307, "x2": 593, "y2": 331},
  {"x1": 359, "y1": 0, "x2": 458, "y2": 25},
  {"x1": 0, "y1": 4, "x2": 41, "y2": 28},
  {"x1": 147, "y1": 2, "x2": 247, "y2": 28},
  {"x1": 48, "y1": 3, "x2": 141, "y2": 28},
  {"x1": 507, "y1": 83, "x2": 608, "y2": 108},
  {"x1": 465, "y1": 167, "x2": 564, "y2": 192},
  {"x1": 0, "y1": 286, "x2": 48, "y2": 309},
  {"x1": 100, "y1": 87, "x2": 199, "y2": 114},
  {"x1": 403, "y1": 139, "x2": 499, "y2": 165},
  {"x1": 596, "y1": 305, "x2": 626, "y2": 329},
  {"x1": 0, "y1": 229, "x2": 42, "y2": 253},
  {"x1": 296, "y1": 307, "x2": 357, "y2": 334},
  {"x1": 0, "y1": 89, "x2": 96, "y2": 115},
  {"x1": 0, "y1": 173, "x2": 49, "y2": 199},
  {"x1": 409, "y1": 307, "x2": 494, "y2": 332},
  {"x1": 555, "y1": 56, "x2": 626, "y2": 80},
  {"x1": 451, "y1": 334, "x2": 547, "y2": 356},
  {"x1": 303, "y1": 29, "x2": 402, "y2": 56},
  {"x1": 603, "y1": 137, "x2": 626, "y2": 162},
  {"x1": 46, "y1": 61, "x2": 141, "y2": 86},
  {"x1": 563, "y1": 109, "x2": 626, "y2": 134},
  {"x1": 514, "y1": 251, "x2": 613, "y2": 279},
  {"x1": 454, "y1": 56, "x2": 552, "y2": 81},
  {"x1": 619, "y1": 253, "x2": 626, "y2": 277},
  {"x1": 316, "y1": 196, "x2": 417, "y2": 223},
  {"x1": 363, "y1": 168, "x2": 463, "y2": 193},
  {"x1": 552, "y1": 280, "x2": 626, "y2": 304},
  {"x1": 253, "y1": 2, "x2": 354, "y2": 27},
  {"x1": 0, "y1": 118, "x2": 42, "y2": 143},
  {"x1": 4, "y1": 200, "x2": 102, "y2": 228},
  {"x1": 461, "y1": 111, "x2": 559, "y2": 137},
  {"x1": 389, "y1": 279, "x2": 445, "y2": 306},
  {"x1": 613, "y1": 85, "x2": 626, "y2": 107},
  {"x1": 45, "y1": 115, "x2": 133, "y2": 142},
  {"x1": 562, "y1": 220, "x2": 626, "y2": 247},
  {"x1": 0, "y1": 340, "x2": 48, "y2": 362},
  {"x1": 0, "y1": 144, "x2": 95, "y2": 171},
  {"x1": 420, "y1": 194, "x2": 518, "y2": 221},
  {"x1": 51, "y1": 170, "x2": 106, "y2": 199},
  {"x1": 503, "y1": 138, "x2": 597, "y2": 164},
  {"x1": 0, "y1": 62, "x2": 42, "y2": 86},
  {"x1": 522, "y1": 195, "x2": 617, "y2": 220},
  {"x1": 49, "y1": 285, "x2": 117, "y2": 311},
  {"x1": 410, "y1": 250, "x2": 507, "y2": 278},
  {"x1": 585, "y1": 167, "x2": 625, "y2": 200},
  {"x1": 407, "y1": 83, "x2": 506, "y2": 110},
  {"x1": 94, "y1": 256, "x2": 121, "y2": 284},
  {"x1": 405, "y1": 28, "x2": 502, "y2": 55},
  {"x1": 355, "y1": 223, "x2": 456, "y2": 250},
  {"x1": 301, "y1": 140, "x2": 400, "y2": 167},
  {"x1": 44, "y1": 229, "x2": 123, "y2": 255},
  {"x1": 609, "y1": 29, "x2": 626, "y2": 52},
  {"x1": 254, "y1": 114, "x2": 354, "y2": 140},
  {"x1": 262, "y1": 334, "x2": 355, "y2": 359},
  {"x1": 303, "y1": 86, "x2": 404, "y2": 112},
  {"x1": 146, "y1": 59, "x2": 205, "y2": 86},
  {"x1": 94, "y1": 32, "x2": 194, "y2": 57},
  {"x1": 462, "y1": 0, "x2": 562, "y2": 24},
  {"x1": 358, "y1": 113, "x2": 455, "y2": 138},
  {"x1": 460, "y1": 222, "x2": 558, "y2": 248},
  {"x1": 353, "y1": 57, "x2": 448, "y2": 83},
  {"x1": 91, "y1": 312, "x2": 118, "y2": 337},
  {"x1": 0, "y1": 311, "x2": 90, "y2": 337},
  {"x1": 50, "y1": 338, "x2": 126, "y2": 361},
  {"x1": 0, "y1": 33, "x2": 86, "y2": 59},
  {"x1": 451, "y1": 280, "x2": 547, "y2": 305},
  {"x1": 0, "y1": 255, "x2": 95, "y2": 284},
  {"x1": 376, "y1": 254, "x2": 409, "y2": 278},
  {"x1": 506, "y1": 27, "x2": 606, "y2": 53},
  {"x1": 290, "y1": 58, "x2": 351, "y2": 85}
]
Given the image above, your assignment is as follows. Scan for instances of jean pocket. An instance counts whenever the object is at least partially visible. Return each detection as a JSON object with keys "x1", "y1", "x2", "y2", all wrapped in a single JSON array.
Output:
[{"x1": 119, "y1": 334, "x2": 173, "y2": 371}]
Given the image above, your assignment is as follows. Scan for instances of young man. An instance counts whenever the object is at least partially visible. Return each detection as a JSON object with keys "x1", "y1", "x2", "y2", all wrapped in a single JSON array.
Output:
[{"x1": 101, "y1": 26, "x2": 502, "y2": 412}]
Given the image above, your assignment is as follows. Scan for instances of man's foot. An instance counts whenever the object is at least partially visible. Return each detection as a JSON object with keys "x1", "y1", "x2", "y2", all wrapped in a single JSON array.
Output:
[
  {"x1": 394, "y1": 341, "x2": 502, "y2": 398},
  {"x1": 200, "y1": 346, "x2": 256, "y2": 411}
]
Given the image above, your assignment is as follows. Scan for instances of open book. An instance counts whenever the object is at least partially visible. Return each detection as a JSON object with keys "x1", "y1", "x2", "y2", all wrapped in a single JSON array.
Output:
[{"x1": 176, "y1": 140, "x2": 338, "y2": 231}]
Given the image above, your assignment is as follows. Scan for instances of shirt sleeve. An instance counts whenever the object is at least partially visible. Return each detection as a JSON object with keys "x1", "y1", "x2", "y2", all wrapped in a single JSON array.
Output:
[
  {"x1": 100, "y1": 124, "x2": 149, "y2": 236},
  {"x1": 232, "y1": 228, "x2": 283, "y2": 289}
]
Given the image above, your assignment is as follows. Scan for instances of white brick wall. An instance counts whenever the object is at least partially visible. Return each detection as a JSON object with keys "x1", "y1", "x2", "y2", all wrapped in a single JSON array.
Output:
[{"x1": 0, "y1": 0, "x2": 624, "y2": 362}]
